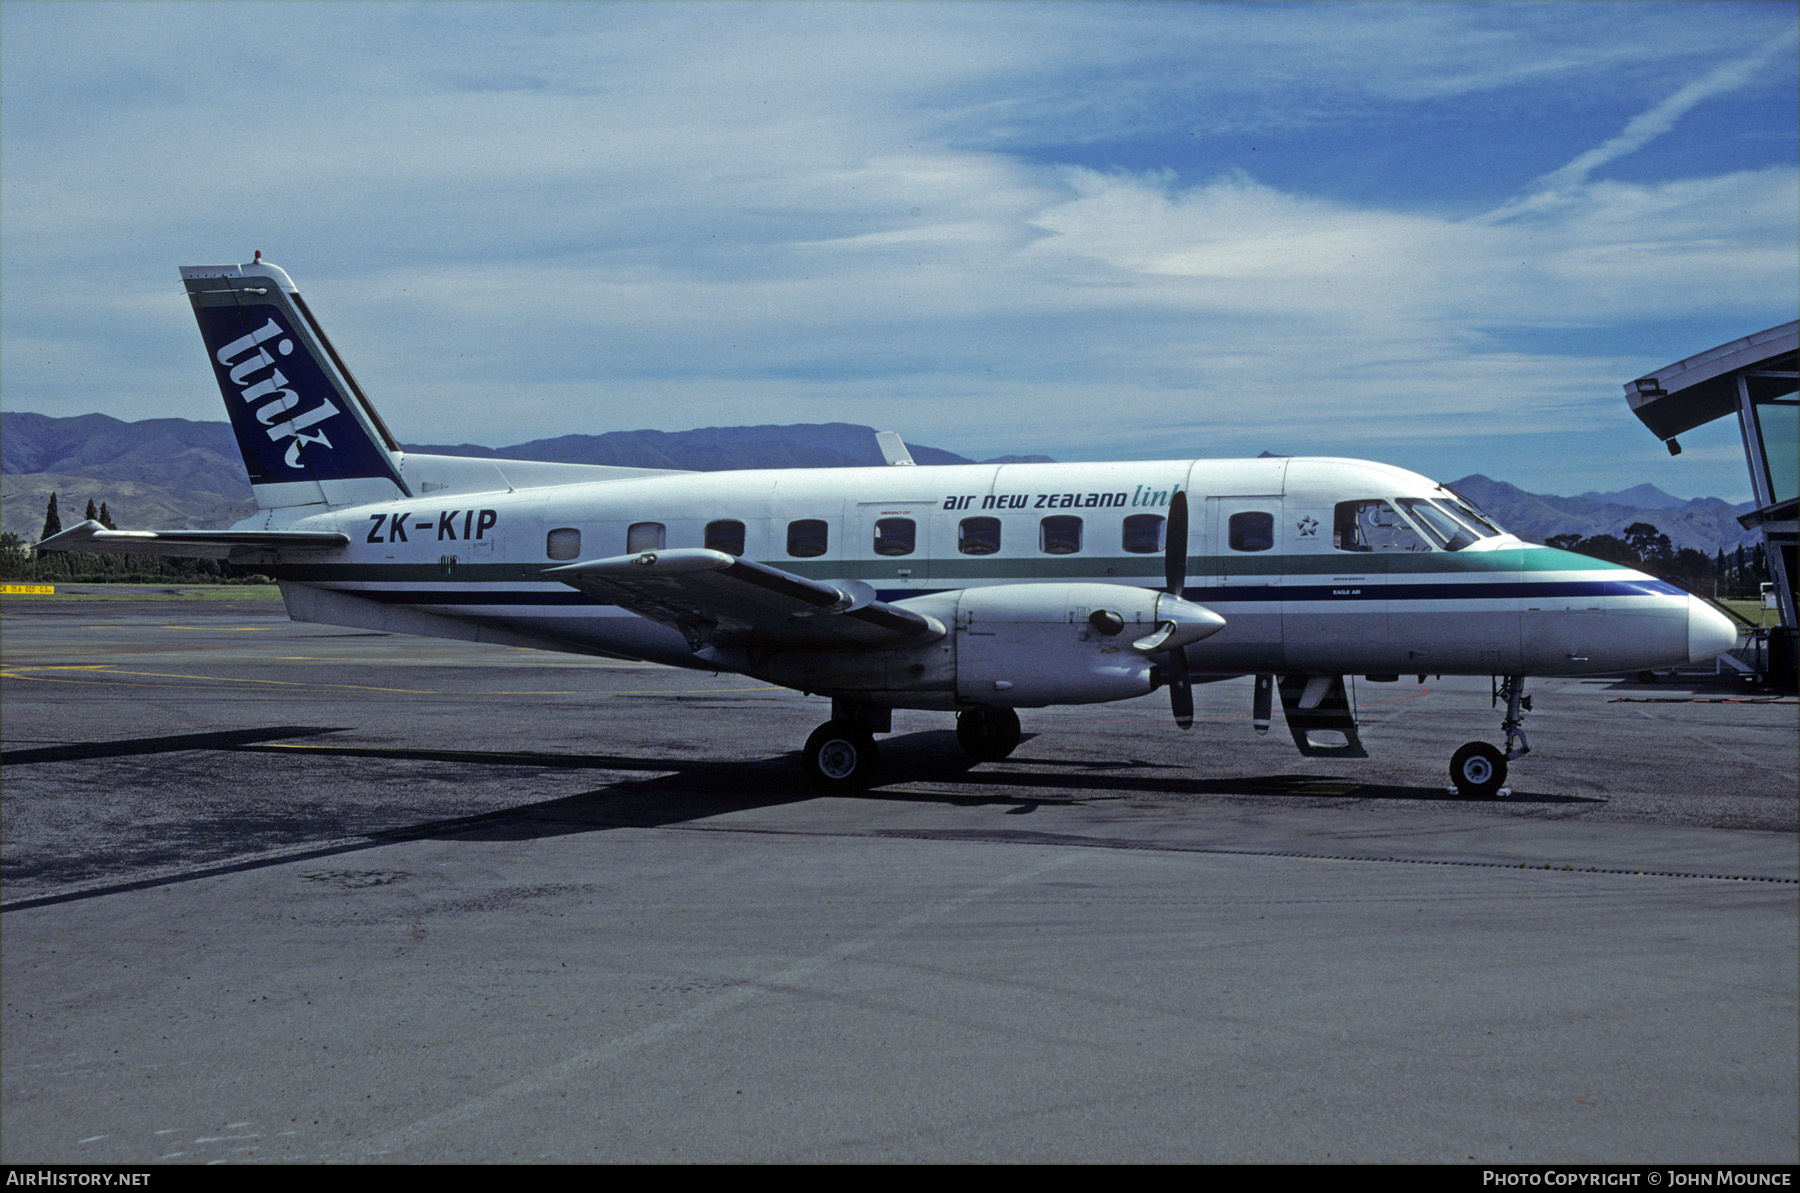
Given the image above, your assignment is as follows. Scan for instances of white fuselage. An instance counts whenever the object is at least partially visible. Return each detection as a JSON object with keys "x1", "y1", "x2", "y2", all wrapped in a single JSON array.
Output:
[{"x1": 247, "y1": 454, "x2": 1728, "y2": 709}]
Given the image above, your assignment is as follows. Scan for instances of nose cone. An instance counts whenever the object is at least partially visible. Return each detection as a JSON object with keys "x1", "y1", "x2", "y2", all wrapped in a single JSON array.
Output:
[{"x1": 1687, "y1": 595, "x2": 1739, "y2": 663}]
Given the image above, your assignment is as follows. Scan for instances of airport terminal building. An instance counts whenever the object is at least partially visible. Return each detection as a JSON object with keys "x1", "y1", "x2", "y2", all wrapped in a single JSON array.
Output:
[{"x1": 1627, "y1": 320, "x2": 1798, "y2": 685}]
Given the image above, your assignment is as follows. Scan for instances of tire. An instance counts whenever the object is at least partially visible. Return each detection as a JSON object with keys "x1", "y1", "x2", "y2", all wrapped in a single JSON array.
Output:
[
  {"x1": 1449, "y1": 741, "x2": 1507, "y2": 799},
  {"x1": 956, "y1": 707, "x2": 1022, "y2": 762},
  {"x1": 803, "y1": 721, "x2": 878, "y2": 789}
]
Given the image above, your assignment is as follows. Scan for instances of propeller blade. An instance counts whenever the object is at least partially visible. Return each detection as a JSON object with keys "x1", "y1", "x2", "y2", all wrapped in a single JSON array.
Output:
[
  {"x1": 1132, "y1": 620, "x2": 1176, "y2": 653},
  {"x1": 1164, "y1": 489, "x2": 1189, "y2": 597},
  {"x1": 1168, "y1": 646, "x2": 1194, "y2": 730}
]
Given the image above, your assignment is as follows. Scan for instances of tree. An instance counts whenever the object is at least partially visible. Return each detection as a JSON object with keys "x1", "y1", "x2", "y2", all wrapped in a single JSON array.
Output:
[
  {"x1": 1567, "y1": 533, "x2": 1638, "y2": 568},
  {"x1": 40, "y1": 493, "x2": 61, "y2": 540},
  {"x1": 1622, "y1": 522, "x2": 1672, "y2": 570},
  {"x1": 84, "y1": 498, "x2": 99, "y2": 522},
  {"x1": 98, "y1": 502, "x2": 116, "y2": 530},
  {"x1": 0, "y1": 531, "x2": 30, "y2": 579}
]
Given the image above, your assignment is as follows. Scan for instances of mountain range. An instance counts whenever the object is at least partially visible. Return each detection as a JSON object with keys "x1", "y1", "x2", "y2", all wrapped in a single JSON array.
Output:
[{"x1": 0, "y1": 411, "x2": 1758, "y2": 554}]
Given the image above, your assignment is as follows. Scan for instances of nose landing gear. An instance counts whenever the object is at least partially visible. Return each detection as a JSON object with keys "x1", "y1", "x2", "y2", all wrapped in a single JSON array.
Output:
[{"x1": 1450, "y1": 675, "x2": 1531, "y2": 798}]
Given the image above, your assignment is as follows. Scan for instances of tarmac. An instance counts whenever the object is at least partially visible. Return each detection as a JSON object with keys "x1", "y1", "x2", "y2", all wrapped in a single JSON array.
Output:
[{"x1": 2, "y1": 593, "x2": 1795, "y2": 1163}]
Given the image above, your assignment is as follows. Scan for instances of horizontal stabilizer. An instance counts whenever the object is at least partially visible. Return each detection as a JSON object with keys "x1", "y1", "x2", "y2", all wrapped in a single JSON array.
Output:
[
  {"x1": 35, "y1": 519, "x2": 348, "y2": 559},
  {"x1": 547, "y1": 548, "x2": 945, "y2": 652}
]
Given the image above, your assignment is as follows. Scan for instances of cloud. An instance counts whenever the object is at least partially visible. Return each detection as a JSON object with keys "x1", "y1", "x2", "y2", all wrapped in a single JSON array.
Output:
[
  {"x1": 2, "y1": 1, "x2": 1794, "y2": 501},
  {"x1": 1492, "y1": 25, "x2": 1800, "y2": 220}
]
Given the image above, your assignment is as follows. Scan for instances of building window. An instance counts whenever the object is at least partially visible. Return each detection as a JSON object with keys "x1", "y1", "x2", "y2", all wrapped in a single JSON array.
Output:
[
  {"x1": 1122, "y1": 514, "x2": 1165, "y2": 554},
  {"x1": 1040, "y1": 515, "x2": 1082, "y2": 555},
  {"x1": 546, "y1": 527, "x2": 581, "y2": 561},
  {"x1": 627, "y1": 522, "x2": 665, "y2": 552},
  {"x1": 705, "y1": 519, "x2": 746, "y2": 555},
  {"x1": 959, "y1": 517, "x2": 1001, "y2": 556},
  {"x1": 873, "y1": 517, "x2": 916, "y2": 556},
  {"x1": 1228, "y1": 511, "x2": 1274, "y2": 552},
  {"x1": 787, "y1": 518, "x2": 829, "y2": 558}
]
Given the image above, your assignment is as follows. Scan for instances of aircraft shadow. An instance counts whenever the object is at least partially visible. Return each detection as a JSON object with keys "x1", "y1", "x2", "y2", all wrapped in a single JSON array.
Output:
[
  {"x1": 1, "y1": 725, "x2": 347, "y2": 766},
  {"x1": 1, "y1": 725, "x2": 1599, "y2": 911},
  {"x1": 360, "y1": 728, "x2": 1600, "y2": 845}
]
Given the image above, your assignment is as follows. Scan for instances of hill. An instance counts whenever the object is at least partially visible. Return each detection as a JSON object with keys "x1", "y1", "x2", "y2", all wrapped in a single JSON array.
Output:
[
  {"x1": 0, "y1": 412, "x2": 1047, "y2": 539},
  {"x1": 2, "y1": 411, "x2": 1757, "y2": 554},
  {"x1": 1446, "y1": 475, "x2": 1757, "y2": 555}
]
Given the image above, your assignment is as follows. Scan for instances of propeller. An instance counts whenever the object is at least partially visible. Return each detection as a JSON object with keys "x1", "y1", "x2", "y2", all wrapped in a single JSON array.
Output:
[
  {"x1": 1161, "y1": 490, "x2": 1194, "y2": 729},
  {"x1": 1119, "y1": 489, "x2": 1222, "y2": 731}
]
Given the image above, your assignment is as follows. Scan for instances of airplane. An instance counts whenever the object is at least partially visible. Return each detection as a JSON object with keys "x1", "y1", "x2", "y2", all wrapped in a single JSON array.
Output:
[{"x1": 38, "y1": 257, "x2": 1740, "y2": 797}]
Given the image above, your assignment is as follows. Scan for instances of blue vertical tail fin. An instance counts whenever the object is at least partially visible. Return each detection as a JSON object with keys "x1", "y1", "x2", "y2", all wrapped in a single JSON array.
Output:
[{"x1": 182, "y1": 259, "x2": 410, "y2": 509}]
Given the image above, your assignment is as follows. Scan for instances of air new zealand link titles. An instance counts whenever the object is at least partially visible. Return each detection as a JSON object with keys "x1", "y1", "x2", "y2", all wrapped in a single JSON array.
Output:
[{"x1": 40, "y1": 258, "x2": 1739, "y2": 793}]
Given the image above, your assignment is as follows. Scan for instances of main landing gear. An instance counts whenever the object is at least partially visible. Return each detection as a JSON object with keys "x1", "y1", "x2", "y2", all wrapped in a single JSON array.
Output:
[
  {"x1": 802, "y1": 720, "x2": 880, "y2": 789},
  {"x1": 1449, "y1": 675, "x2": 1531, "y2": 799},
  {"x1": 956, "y1": 707, "x2": 1021, "y2": 762},
  {"x1": 801, "y1": 704, "x2": 1024, "y2": 789}
]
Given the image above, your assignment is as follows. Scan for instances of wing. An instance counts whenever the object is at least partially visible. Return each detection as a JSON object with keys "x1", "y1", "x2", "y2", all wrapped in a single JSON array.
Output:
[
  {"x1": 546, "y1": 548, "x2": 945, "y2": 652},
  {"x1": 35, "y1": 519, "x2": 348, "y2": 559}
]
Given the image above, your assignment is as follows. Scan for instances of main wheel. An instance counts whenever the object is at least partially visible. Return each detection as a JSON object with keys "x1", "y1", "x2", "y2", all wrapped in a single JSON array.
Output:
[
  {"x1": 1449, "y1": 741, "x2": 1507, "y2": 799},
  {"x1": 803, "y1": 720, "x2": 879, "y2": 789},
  {"x1": 956, "y1": 707, "x2": 1022, "y2": 762}
]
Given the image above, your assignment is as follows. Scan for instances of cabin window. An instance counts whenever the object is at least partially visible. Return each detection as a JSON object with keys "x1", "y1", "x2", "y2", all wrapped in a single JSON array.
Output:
[
  {"x1": 546, "y1": 527, "x2": 581, "y2": 561},
  {"x1": 705, "y1": 519, "x2": 746, "y2": 555},
  {"x1": 1334, "y1": 500, "x2": 1428, "y2": 553},
  {"x1": 627, "y1": 522, "x2": 666, "y2": 552},
  {"x1": 959, "y1": 517, "x2": 1001, "y2": 556},
  {"x1": 1228, "y1": 511, "x2": 1274, "y2": 552},
  {"x1": 787, "y1": 518, "x2": 829, "y2": 558},
  {"x1": 1121, "y1": 514, "x2": 1165, "y2": 555},
  {"x1": 1039, "y1": 515, "x2": 1082, "y2": 555},
  {"x1": 873, "y1": 517, "x2": 916, "y2": 557}
]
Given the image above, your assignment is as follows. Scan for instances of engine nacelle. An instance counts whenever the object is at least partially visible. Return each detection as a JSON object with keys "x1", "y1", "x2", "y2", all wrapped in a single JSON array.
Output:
[
  {"x1": 739, "y1": 583, "x2": 1225, "y2": 710},
  {"x1": 900, "y1": 582, "x2": 1225, "y2": 707}
]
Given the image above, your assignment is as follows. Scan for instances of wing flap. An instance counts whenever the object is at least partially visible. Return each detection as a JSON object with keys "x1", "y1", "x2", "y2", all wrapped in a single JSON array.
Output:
[
  {"x1": 546, "y1": 548, "x2": 944, "y2": 651},
  {"x1": 35, "y1": 519, "x2": 348, "y2": 559}
]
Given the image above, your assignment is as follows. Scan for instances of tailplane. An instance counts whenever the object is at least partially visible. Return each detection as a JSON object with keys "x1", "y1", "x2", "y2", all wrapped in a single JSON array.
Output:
[{"x1": 182, "y1": 258, "x2": 409, "y2": 509}]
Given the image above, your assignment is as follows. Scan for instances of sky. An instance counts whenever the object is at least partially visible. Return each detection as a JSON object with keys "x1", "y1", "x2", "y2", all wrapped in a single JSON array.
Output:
[{"x1": 2, "y1": 1, "x2": 1795, "y2": 501}]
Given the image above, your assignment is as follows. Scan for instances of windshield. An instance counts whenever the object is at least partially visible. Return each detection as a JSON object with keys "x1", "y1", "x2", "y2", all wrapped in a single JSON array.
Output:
[
  {"x1": 1437, "y1": 488, "x2": 1505, "y2": 536},
  {"x1": 1397, "y1": 498, "x2": 1479, "y2": 551}
]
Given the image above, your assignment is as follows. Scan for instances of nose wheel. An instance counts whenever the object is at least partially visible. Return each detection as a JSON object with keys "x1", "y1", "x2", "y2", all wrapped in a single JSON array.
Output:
[
  {"x1": 1450, "y1": 676, "x2": 1530, "y2": 798},
  {"x1": 1450, "y1": 741, "x2": 1507, "y2": 799}
]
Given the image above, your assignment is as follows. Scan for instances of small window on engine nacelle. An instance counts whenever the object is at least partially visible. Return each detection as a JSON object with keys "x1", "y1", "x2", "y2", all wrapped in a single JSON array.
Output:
[
  {"x1": 546, "y1": 527, "x2": 581, "y2": 561},
  {"x1": 1228, "y1": 511, "x2": 1274, "y2": 552},
  {"x1": 1039, "y1": 515, "x2": 1082, "y2": 555},
  {"x1": 1122, "y1": 514, "x2": 1165, "y2": 554},
  {"x1": 787, "y1": 518, "x2": 829, "y2": 558},
  {"x1": 873, "y1": 517, "x2": 916, "y2": 556},
  {"x1": 959, "y1": 517, "x2": 1001, "y2": 556},
  {"x1": 705, "y1": 519, "x2": 746, "y2": 555},
  {"x1": 627, "y1": 522, "x2": 666, "y2": 552}
]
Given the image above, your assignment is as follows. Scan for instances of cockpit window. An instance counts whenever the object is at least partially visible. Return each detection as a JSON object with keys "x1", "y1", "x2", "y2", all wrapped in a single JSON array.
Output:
[
  {"x1": 1334, "y1": 500, "x2": 1430, "y2": 553},
  {"x1": 1438, "y1": 492, "x2": 1504, "y2": 536},
  {"x1": 1397, "y1": 499, "x2": 1479, "y2": 551}
]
